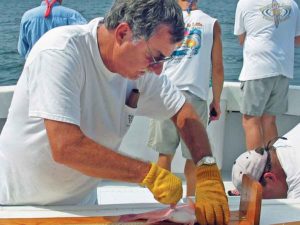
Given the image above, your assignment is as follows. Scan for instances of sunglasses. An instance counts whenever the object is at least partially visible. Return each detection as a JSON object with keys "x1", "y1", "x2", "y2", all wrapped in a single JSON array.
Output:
[{"x1": 146, "y1": 42, "x2": 173, "y2": 66}]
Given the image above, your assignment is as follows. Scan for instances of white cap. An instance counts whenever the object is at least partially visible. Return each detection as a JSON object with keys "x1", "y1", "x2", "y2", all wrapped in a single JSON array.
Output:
[{"x1": 232, "y1": 148, "x2": 268, "y2": 192}]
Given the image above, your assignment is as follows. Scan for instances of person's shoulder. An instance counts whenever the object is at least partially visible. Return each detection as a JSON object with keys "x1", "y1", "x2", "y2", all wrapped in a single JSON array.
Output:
[
  {"x1": 54, "y1": 5, "x2": 86, "y2": 21},
  {"x1": 197, "y1": 9, "x2": 215, "y2": 20},
  {"x1": 236, "y1": 0, "x2": 253, "y2": 8},
  {"x1": 290, "y1": 0, "x2": 300, "y2": 9},
  {"x1": 21, "y1": 5, "x2": 45, "y2": 21},
  {"x1": 236, "y1": 0, "x2": 251, "y2": 4},
  {"x1": 192, "y1": 9, "x2": 217, "y2": 23},
  {"x1": 57, "y1": 5, "x2": 83, "y2": 15}
]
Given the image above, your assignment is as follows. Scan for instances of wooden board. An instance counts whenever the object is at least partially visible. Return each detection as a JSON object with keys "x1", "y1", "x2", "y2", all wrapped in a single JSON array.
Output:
[
  {"x1": 272, "y1": 222, "x2": 300, "y2": 225},
  {"x1": 0, "y1": 217, "x2": 183, "y2": 225},
  {"x1": 0, "y1": 175, "x2": 262, "y2": 225},
  {"x1": 229, "y1": 175, "x2": 262, "y2": 225},
  {"x1": 0, "y1": 216, "x2": 117, "y2": 225}
]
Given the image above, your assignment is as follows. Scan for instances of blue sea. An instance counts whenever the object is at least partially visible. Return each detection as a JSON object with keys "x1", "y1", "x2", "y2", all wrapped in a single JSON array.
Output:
[{"x1": 0, "y1": 0, "x2": 299, "y2": 86}]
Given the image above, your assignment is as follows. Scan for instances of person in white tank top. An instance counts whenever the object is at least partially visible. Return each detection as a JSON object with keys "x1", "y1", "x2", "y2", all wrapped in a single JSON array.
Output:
[{"x1": 148, "y1": 0, "x2": 224, "y2": 198}]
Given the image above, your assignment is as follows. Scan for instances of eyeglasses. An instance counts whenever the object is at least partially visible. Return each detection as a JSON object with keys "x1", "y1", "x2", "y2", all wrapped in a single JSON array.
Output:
[
  {"x1": 265, "y1": 136, "x2": 287, "y2": 151},
  {"x1": 146, "y1": 42, "x2": 173, "y2": 66},
  {"x1": 258, "y1": 136, "x2": 287, "y2": 185},
  {"x1": 259, "y1": 149, "x2": 272, "y2": 185}
]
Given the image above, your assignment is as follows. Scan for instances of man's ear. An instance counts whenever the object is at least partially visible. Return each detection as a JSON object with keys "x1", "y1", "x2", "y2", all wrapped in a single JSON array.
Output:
[
  {"x1": 115, "y1": 23, "x2": 132, "y2": 45},
  {"x1": 263, "y1": 172, "x2": 277, "y2": 183}
]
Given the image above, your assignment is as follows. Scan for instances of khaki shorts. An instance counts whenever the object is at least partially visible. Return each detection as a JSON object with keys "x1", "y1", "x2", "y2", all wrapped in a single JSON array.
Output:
[
  {"x1": 147, "y1": 91, "x2": 208, "y2": 159},
  {"x1": 240, "y1": 75, "x2": 289, "y2": 116}
]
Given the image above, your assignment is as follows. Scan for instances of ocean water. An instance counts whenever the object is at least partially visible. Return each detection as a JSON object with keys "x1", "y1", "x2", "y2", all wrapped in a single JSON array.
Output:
[{"x1": 0, "y1": 0, "x2": 299, "y2": 86}]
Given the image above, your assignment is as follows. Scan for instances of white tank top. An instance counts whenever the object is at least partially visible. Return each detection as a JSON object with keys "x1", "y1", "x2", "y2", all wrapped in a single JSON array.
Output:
[{"x1": 163, "y1": 9, "x2": 216, "y2": 100}]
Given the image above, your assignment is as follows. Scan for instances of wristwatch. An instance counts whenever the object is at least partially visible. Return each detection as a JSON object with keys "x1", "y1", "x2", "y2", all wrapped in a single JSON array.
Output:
[{"x1": 196, "y1": 156, "x2": 217, "y2": 167}]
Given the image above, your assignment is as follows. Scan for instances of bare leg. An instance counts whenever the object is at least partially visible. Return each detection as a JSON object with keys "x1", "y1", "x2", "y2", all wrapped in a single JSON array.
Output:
[
  {"x1": 157, "y1": 153, "x2": 173, "y2": 171},
  {"x1": 184, "y1": 159, "x2": 196, "y2": 197},
  {"x1": 261, "y1": 114, "x2": 278, "y2": 146},
  {"x1": 242, "y1": 114, "x2": 264, "y2": 150}
]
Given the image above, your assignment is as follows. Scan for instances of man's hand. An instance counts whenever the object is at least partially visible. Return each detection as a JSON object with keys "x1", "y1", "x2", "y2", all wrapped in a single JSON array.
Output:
[
  {"x1": 141, "y1": 163, "x2": 182, "y2": 204},
  {"x1": 195, "y1": 164, "x2": 229, "y2": 225}
]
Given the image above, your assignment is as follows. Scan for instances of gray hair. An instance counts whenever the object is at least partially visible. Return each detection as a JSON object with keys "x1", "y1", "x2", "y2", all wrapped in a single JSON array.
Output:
[{"x1": 104, "y1": 0, "x2": 185, "y2": 43}]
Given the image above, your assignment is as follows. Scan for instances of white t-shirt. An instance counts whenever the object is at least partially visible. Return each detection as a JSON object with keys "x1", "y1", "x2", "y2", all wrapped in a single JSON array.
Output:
[
  {"x1": 163, "y1": 10, "x2": 216, "y2": 100},
  {"x1": 0, "y1": 18, "x2": 185, "y2": 205},
  {"x1": 234, "y1": 0, "x2": 300, "y2": 81},
  {"x1": 274, "y1": 123, "x2": 300, "y2": 199}
]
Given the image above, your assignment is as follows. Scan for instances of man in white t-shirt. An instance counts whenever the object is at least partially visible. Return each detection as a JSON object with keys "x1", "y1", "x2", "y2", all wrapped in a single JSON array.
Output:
[
  {"x1": 148, "y1": 0, "x2": 224, "y2": 198},
  {"x1": 232, "y1": 123, "x2": 300, "y2": 199},
  {"x1": 0, "y1": 0, "x2": 228, "y2": 224},
  {"x1": 234, "y1": 0, "x2": 300, "y2": 151}
]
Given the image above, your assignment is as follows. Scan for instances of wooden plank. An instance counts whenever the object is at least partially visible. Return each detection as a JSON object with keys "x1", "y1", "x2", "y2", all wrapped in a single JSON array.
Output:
[
  {"x1": 230, "y1": 175, "x2": 262, "y2": 225},
  {"x1": 272, "y1": 222, "x2": 300, "y2": 225},
  {"x1": 0, "y1": 216, "x2": 123, "y2": 225},
  {"x1": 240, "y1": 175, "x2": 262, "y2": 225},
  {"x1": 0, "y1": 217, "x2": 182, "y2": 225}
]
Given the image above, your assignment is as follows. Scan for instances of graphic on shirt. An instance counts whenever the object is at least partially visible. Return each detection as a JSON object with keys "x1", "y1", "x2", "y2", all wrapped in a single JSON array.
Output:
[
  {"x1": 171, "y1": 27, "x2": 202, "y2": 60},
  {"x1": 260, "y1": 0, "x2": 291, "y2": 28}
]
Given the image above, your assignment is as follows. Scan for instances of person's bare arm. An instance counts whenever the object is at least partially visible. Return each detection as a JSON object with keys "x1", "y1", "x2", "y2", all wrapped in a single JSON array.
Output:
[
  {"x1": 238, "y1": 33, "x2": 246, "y2": 46},
  {"x1": 295, "y1": 36, "x2": 300, "y2": 47},
  {"x1": 171, "y1": 102, "x2": 212, "y2": 163},
  {"x1": 172, "y1": 102, "x2": 229, "y2": 224},
  {"x1": 210, "y1": 21, "x2": 224, "y2": 120},
  {"x1": 44, "y1": 119, "x2": 150, "y2": 183}
]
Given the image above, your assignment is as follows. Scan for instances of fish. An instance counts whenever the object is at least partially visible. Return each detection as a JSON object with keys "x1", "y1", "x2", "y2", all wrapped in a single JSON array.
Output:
[{"x1": 119, "y1": 198, "x2": 196, "y2": 225}]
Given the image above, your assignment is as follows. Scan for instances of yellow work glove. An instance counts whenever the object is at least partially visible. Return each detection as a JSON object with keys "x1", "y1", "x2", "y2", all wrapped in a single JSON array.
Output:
[
  {"x1": 195, "y1": 164, "x2": 230, "y2": 225},
  {"x1": 141, "y1": 163, "x2": 182, "y2": 205}
]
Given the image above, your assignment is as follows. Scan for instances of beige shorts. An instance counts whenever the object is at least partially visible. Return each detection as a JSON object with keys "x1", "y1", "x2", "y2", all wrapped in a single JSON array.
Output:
[
  {"x1": 147, "y1": 91, "x2": 208, "y2": 159},
  {"x1": 240, "y1": 75, "x2": 289, "y2": 116}
]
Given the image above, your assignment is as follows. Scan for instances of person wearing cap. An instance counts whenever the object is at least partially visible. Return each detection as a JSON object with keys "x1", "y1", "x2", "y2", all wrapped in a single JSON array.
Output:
[
  {"x1": 18, "y1": 0, "x2": 87, "y2": 59},
  {"x1": 232, "y1": 123, "x2": 300, "y2": 199},
  {"x1": 147, "y1": 0, "x2": 224, "y2": 199},
  {"x1": 234, "y1": 0, "x2": 300, "y2": 150},
  {"x1": 229, "y1": 0, "x2": 300, "y2": 197},
  {"x1": 0, "y1": 1, "x2": 229, "y2": 224}
]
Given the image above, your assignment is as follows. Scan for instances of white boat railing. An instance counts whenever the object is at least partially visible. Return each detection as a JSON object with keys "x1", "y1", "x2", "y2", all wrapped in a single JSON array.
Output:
[{"x1": 1, "y1": 82, "x2": 300, "y2": 173}]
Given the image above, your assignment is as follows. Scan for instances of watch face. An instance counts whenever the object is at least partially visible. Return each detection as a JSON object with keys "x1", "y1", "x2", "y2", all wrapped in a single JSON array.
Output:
[
  {"x1": 196, "y1": 156, "x2": 216, "y2": 167},
  {"x1": 205, "y1": 157, "x2": 216, "y2": 164}
]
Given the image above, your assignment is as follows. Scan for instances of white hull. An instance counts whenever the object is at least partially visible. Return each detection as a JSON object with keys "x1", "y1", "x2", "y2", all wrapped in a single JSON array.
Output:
[{"x1": 1, "y1": 82, "x2": 300, "y2": 224}]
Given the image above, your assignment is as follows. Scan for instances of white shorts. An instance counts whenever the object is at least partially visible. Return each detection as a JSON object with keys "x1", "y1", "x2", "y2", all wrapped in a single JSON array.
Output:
[
  {"x1": 147, "y1": 91, "x2": 208, "y2": 159},
  {"x1": 240, "y1": 75, "x2": 289, "y2": 116}
]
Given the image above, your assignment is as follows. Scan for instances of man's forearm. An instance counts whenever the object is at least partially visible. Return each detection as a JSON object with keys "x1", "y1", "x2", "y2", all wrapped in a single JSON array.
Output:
[
  {"x1": 211, "y1": 71, "x2": 224, "y2": 104},
  {"x1": 211, "y1": 21, "x2": 224, "y2": 105},
  {"x1": 45, "y1": 119, "x2": 150, "y2": 183},
  {"x1": 63, "y1": 135, "x2": 151, "y2": 183},
  {"x1": 171, "y1": 103, "x2": 212, "y2": 163},
  {"x1": 238, "y1": 33, "x2": 246, "y2": 45}
]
